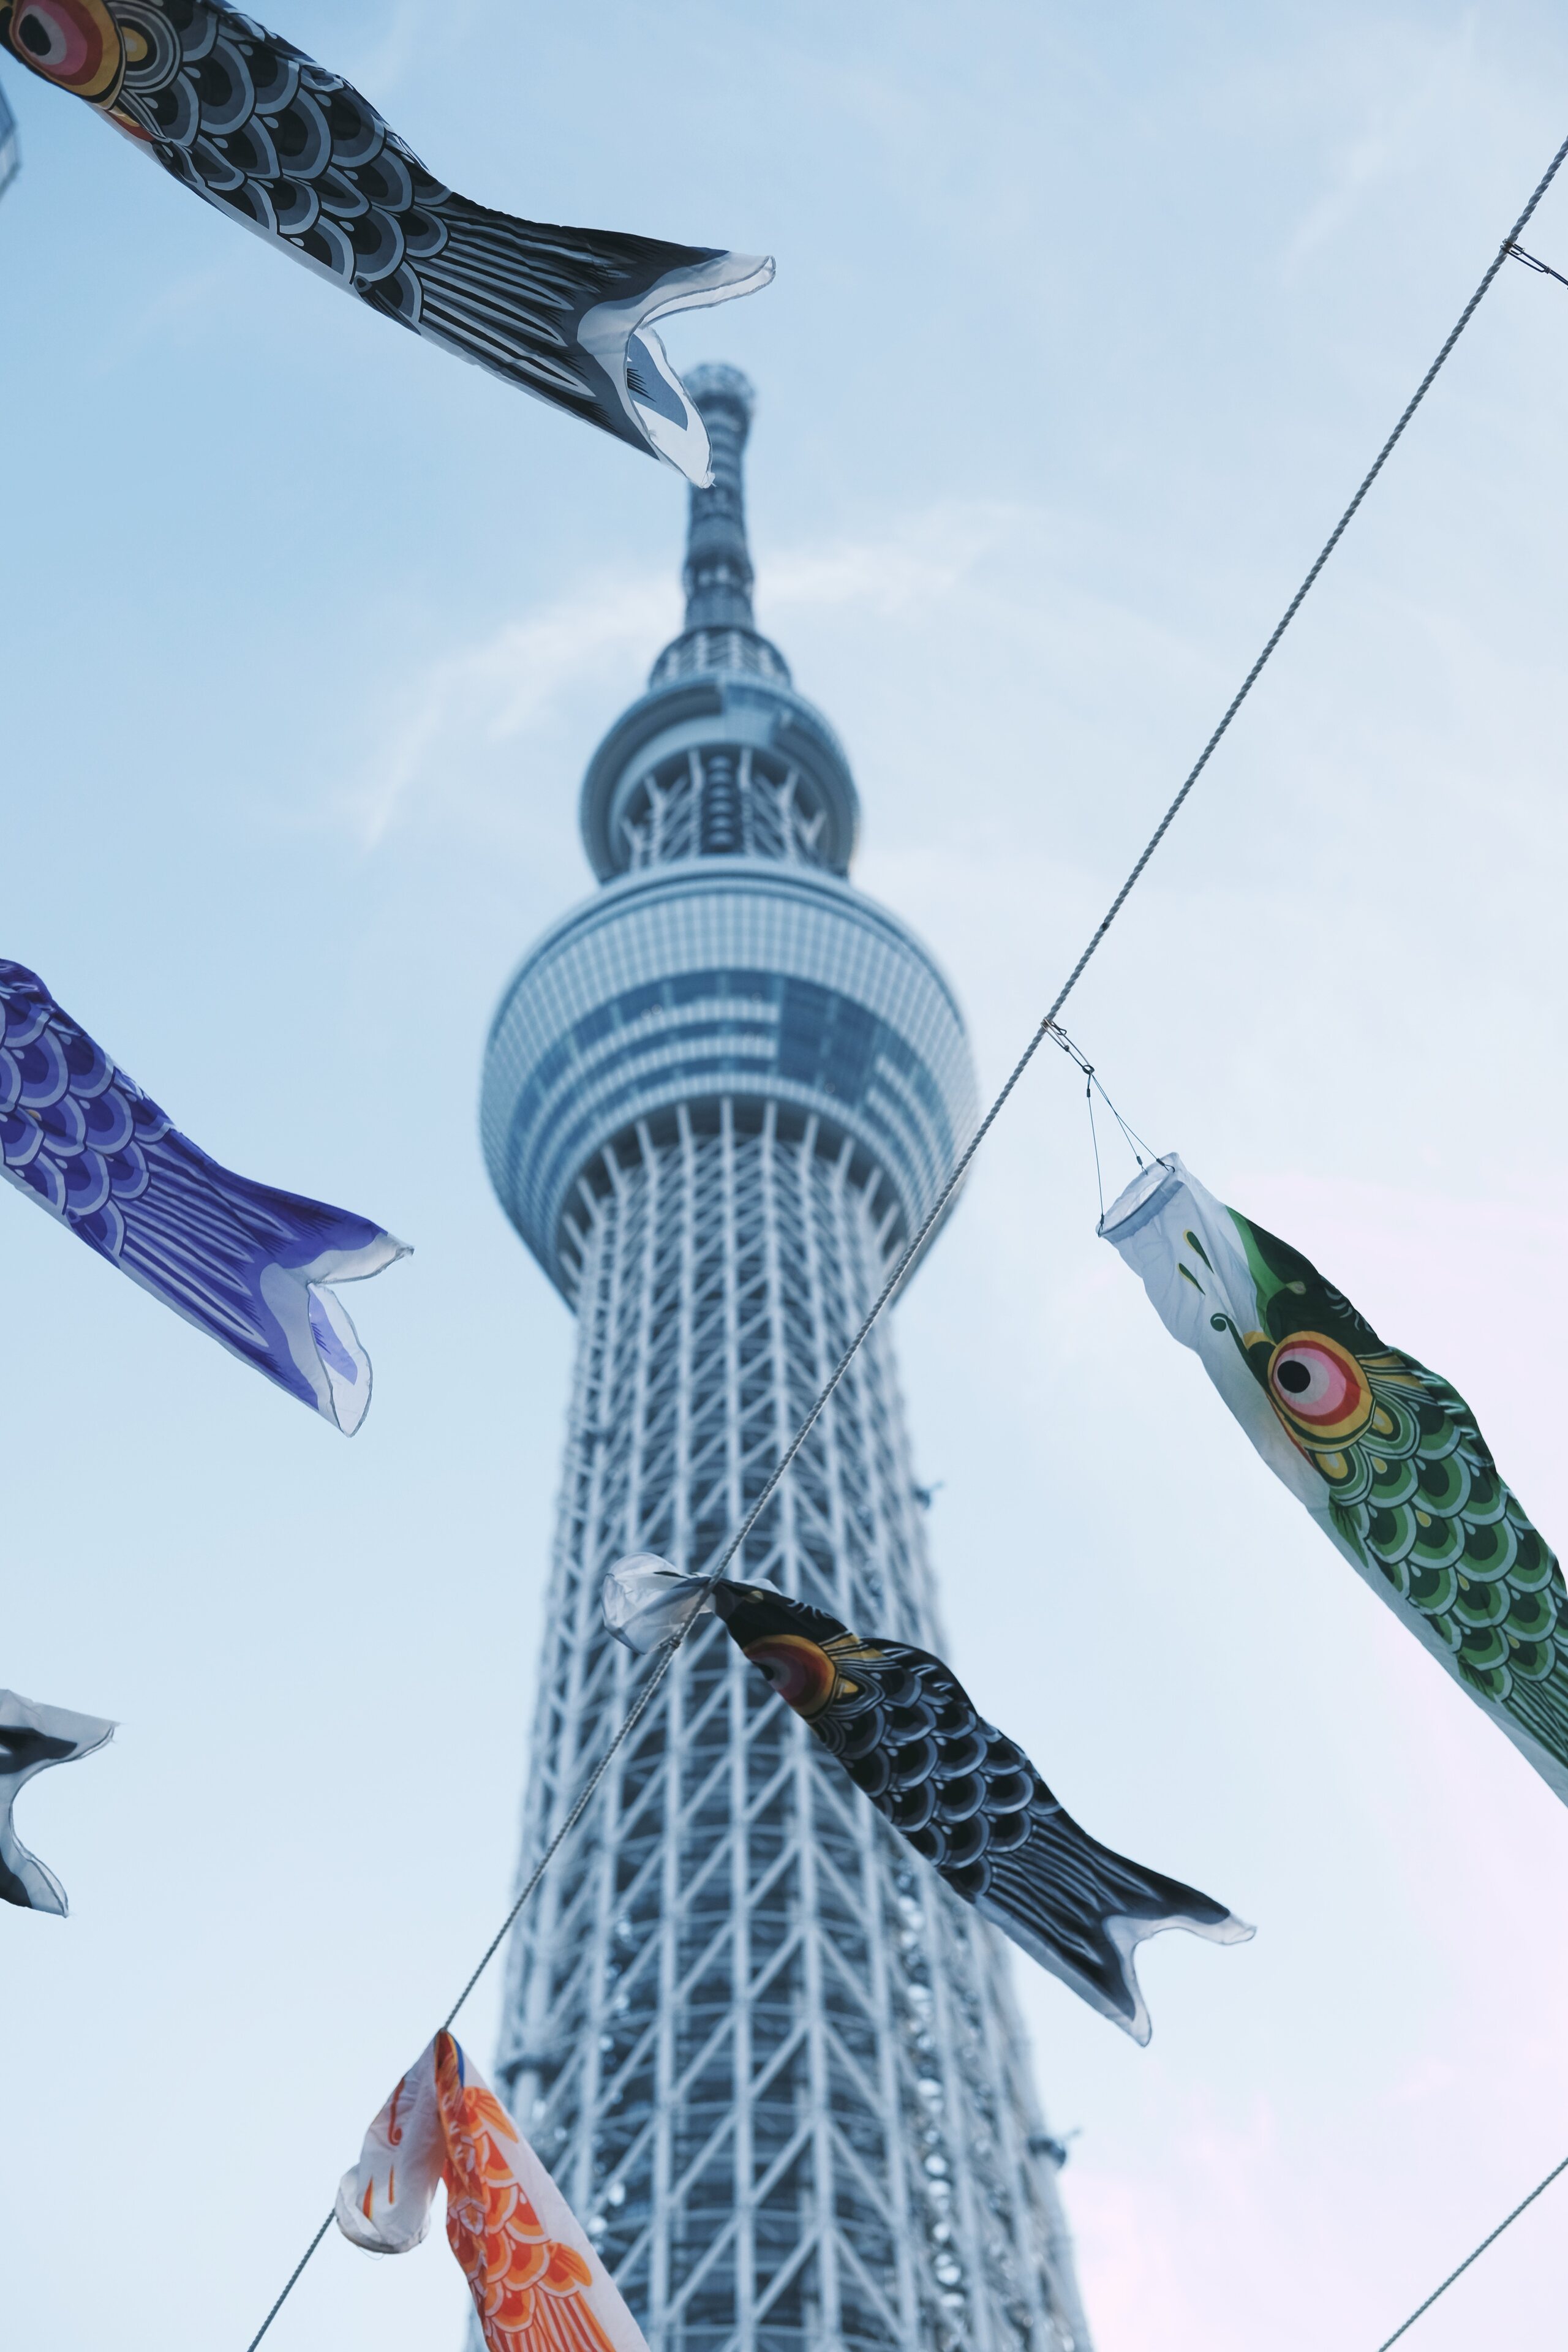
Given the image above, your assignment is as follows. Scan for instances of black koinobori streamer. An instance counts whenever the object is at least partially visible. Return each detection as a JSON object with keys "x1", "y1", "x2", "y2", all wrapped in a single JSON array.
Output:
[{"x1": 605, "y1": 1556, "x2": 1251, "y2": 2045}]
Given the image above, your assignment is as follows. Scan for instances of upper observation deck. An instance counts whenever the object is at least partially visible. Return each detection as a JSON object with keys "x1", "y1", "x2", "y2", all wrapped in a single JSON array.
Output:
[
  {"x1": 578, "y1": 365, "x2": 860, "y2": 883},
  {"x1": 481, "y1": 367, "x2": 977, "y2": 1302}
]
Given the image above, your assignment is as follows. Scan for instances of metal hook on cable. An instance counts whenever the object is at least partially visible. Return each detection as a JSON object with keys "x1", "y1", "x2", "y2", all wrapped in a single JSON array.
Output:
[
  {"x1": 1506, "y1": 240, "x2": 1568, "y2": 289},
  {"x1": 1048, "y1": 1023, "x2": 1152, "y2": 1182}
]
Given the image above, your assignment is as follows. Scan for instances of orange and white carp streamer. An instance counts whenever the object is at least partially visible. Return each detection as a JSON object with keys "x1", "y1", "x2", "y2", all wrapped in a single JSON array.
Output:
[{"x1": 336, "y1": 2030, "x2": 647, "y2": 2352}]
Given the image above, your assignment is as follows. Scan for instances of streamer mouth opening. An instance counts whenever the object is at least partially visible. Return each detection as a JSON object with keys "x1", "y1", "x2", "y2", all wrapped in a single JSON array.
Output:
[{"x1": 1096, "y1": 1153, "x2": 1182, "y2": 1243}]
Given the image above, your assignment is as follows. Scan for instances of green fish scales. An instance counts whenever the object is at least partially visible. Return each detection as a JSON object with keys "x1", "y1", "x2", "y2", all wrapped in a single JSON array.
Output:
[{"x1": 1231, "y1": 1219, "x2": 1566, "y2": 1737}]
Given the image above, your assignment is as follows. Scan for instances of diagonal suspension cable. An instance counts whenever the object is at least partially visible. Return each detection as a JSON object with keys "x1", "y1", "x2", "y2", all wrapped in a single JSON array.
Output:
[
  {"x1": 242, "y1": 126, "x2": 1568, "y2": 2351},
  {"x1": 1373, "y1": 2150, "x2": 1568, "y2": 2348}
]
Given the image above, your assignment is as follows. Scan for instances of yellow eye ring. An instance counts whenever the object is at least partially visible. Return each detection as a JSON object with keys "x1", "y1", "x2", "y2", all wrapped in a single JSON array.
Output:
[
  {"x1": 1267, "y1": 1329, "x2": 1374, "y2": 1444},
  {"x1": 744, "y1": 1634, "x2": 838, "y2": 1719},
  {"x1": 5, "y1": 0, "x2": 125, "y2": 104}
]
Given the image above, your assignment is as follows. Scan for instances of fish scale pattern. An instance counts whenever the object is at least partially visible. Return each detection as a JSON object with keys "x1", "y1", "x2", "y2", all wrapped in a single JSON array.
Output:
[
  {"x1": 495, "y1": 1104, "x2": 1089, "y2": 2352},
  {"x1": 1224, "y1": 1210, "x2": 1568, "y2": 1774},
  {"x1": 1322, "y1": 1355, "x2": 1561, "y2": 1700},
  {"x1": 0, "y1": 959, "x2": 170, "y2": 1252},
  {"x1": 1, "y1": 0, "x2": 763, "y2": 469},
  {"x1": 706, "y1": 1583, "x2": 1244, "y2": 2044},
  {"x1": 0, "y1": 959, "x2": 398, "y2": 1424}
]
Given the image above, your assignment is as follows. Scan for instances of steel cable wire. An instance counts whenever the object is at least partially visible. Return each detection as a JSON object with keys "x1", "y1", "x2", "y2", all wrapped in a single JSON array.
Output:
[
  {"x1": 1373, "y1": 2152, "x2": 1568, "y2": 2349},
  {"x1": 243, "y1": 124, "x2": 1568, "y2": 2350}
]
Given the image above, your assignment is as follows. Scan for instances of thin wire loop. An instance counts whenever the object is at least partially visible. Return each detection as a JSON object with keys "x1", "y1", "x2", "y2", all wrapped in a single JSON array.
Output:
[
  {"x1": 1373, "y1": 2151, "x2": 1568, "y2": 2349},
  {"x1": 241, "y1": 127, "x2": 1568, "y2": 2350},
  {"x1": 1084, "y1": 1068, "x2": 1106, "y2": 1223},
  {"x1": 1049, "y1": 1023, "x2": 1155, "y2": 1187},
  {"x1": 1095, "y1": 1076, "x2": 1156, "y2": 1172},
  {"x1": 1508, "y1": 239, "x2": 1568, "y2": 289}
]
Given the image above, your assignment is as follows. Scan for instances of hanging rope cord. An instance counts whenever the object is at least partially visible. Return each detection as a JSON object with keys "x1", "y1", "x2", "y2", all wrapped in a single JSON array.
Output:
[{"x1": 243, "y1": 132, "x2": 1568, "y2": 2352}]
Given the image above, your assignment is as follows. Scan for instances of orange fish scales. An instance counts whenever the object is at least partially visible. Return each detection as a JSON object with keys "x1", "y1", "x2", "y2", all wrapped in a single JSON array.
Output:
[
  {"x1": 478, "y1": 2138, "x2": 523, "y2": 2186},
  {"x1": 483, "y1": 2179, "x2": 522, "y2": 2233},
  {"x1": 489, "y1": 2179, "x2": 537, "y2": 2229},
  {"x1": 492, "y1": 2281, "x2": 540, "y2": 2328},
  {"x1": 446, "y1": 2222, "x2": 485, "y2": 2283},
  {"x1": 503, "y1": 2233, "x2": 552, "y2": 2290}
]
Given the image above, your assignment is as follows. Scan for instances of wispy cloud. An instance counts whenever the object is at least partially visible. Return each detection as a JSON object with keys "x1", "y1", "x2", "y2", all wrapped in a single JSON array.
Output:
[
  {"x1": 1283, "y1": 18, "x2": 1478, "y2": 269},
  {"x1": 347, "y1": 501, "x2": 1028, "y2": 845},
  {"x1": 345, "y1": 571, "x2": 675, "y2": 845},
  {"x1": 767, "y1": 500, "x2": 1021, "y2": 617}
]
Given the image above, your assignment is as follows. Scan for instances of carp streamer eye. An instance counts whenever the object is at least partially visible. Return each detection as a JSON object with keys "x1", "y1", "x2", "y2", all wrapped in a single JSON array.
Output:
[
  {"x1": 744, "y1": 1634, "x2": 837, "y2": 1719},
  {"x1": 1267, "y1": 1331, "x2": 1373, "y2": 1442},
  {"x1": 7, "y1": 0, "x2": 123, "y2": 100}
]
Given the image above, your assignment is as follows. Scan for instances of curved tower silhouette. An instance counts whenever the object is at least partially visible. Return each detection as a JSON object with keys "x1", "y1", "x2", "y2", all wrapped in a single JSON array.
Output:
[{"x1": 481, "y1": 366, "x2": 1091, "y2": 2352}]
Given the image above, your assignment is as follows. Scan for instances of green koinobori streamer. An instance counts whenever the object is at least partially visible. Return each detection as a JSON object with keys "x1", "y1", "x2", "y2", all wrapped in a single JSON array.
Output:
[{"x1": 1102, "y1": 1156, "x2": 1568, "y2": 1804}]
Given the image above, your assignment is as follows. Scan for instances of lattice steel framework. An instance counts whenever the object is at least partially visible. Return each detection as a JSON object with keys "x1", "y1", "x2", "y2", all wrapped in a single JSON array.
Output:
[{"x1": 481, "y1": 368, "x2": 1091, "y2": 2352}]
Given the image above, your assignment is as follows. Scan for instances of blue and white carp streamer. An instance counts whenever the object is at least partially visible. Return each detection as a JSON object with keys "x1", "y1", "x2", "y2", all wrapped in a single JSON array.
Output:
[
  {"x1": 0, "y1": 960, "x2": 406, "y2": 1432},
  {"x1": 0, "y1": 0, "x2": 772, "y2": 484}
]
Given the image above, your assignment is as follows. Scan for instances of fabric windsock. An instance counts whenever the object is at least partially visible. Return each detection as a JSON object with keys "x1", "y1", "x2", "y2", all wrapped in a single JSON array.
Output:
[
  {"x1": 337, "y1": 2030, "x2": 648, "y2": 2352},
  {"x1": 0, "y1": 961, "x2": 406, "y2": 1432},
  {"x1": 1101, "y1": 1154, "x2": 1568, "y2": 1806},
  {"x1": 602, "y1": 1557, "x2": 1252, "y2": 2043},
  {"x1": 0, "y1": 0, "x2": 771, "y2": 486},
  {"x1": 1, "y1": 1689, "x2": 115, "y2": 1915}
]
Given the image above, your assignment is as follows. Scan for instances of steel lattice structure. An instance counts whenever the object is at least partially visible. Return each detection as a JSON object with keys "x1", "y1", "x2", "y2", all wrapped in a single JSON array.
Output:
[{"x1": 480, "y1": 367, "x2": 1091, "y2": 2352}]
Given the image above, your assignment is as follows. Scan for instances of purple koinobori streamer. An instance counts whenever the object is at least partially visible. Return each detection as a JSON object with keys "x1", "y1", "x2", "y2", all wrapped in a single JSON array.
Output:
[{"x1": 0, "y1": 961, "x2": 407, "y2": 1433}]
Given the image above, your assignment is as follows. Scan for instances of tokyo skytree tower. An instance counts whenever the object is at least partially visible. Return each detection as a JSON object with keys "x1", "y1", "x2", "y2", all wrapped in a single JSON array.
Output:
[{"x1": 480, "y1": 366, "x2": 1092, "y2": 2352}]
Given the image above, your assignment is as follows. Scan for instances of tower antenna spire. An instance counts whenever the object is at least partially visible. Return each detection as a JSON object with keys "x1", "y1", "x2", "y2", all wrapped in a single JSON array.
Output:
[{"x1": 680, "y1": 363, "x2": 758, "y2": 631}]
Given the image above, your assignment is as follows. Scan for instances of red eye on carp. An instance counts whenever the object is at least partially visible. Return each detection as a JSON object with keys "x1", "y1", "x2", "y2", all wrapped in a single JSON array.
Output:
[
  {"x1": 743, "y1": 1634, "x2": 837, "y2": 1719},
  {"x1": 1267, "y1": 1330, "x2": 1373, "y2": 1442},
  {"x1": 5, "y1": 0, "x2": 123, "y2": 101}
]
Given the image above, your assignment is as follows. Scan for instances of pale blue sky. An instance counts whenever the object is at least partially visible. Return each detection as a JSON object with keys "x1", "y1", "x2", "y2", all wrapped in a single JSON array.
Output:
[{"x1": 5, "y1": 5, "x2": 1568, "y2": 2348}]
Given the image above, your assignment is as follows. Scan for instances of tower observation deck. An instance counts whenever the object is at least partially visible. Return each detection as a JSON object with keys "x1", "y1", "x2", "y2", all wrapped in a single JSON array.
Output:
[{"x1": 481, "y1": 366, "x2": 1091, "y2": 2352}]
